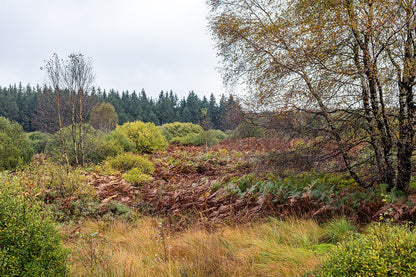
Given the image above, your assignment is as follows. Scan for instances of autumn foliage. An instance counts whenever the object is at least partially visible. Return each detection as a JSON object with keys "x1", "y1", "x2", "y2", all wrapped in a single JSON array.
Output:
[{"x1": 209, "y1": 0, "x2": 416, "y2": 193}]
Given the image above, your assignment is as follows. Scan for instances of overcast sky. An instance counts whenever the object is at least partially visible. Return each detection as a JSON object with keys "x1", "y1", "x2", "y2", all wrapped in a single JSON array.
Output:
[{"x1": 0, "y1": 0, "x2": 226, "y2": 99}]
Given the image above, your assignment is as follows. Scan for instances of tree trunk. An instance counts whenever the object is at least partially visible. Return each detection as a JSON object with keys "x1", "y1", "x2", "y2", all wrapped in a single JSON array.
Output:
[
  {"x1": 79, "y1": 89, "x2": 85, "y2": 166},
  {"x1": 396, "y1": 7, "x2": 416, "y2": 193},
  {"x1": 71, "y1": 89, "x2": 78, "y2": 165},
  {"x1": 55, "y1": 86, "x2": 70, "y2": 166},
  {"x1": 396, "y1": 81, "x2": 414, "y2": 193}
]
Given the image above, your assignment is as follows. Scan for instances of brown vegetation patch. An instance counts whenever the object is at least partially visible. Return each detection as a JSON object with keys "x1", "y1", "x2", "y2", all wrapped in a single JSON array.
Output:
[
  {"x1": 85, "y1": 138, "x2": 416, "y2": 229},
  {"x1": 87, "y1": 173, "x2": 139, "y2": 206}
]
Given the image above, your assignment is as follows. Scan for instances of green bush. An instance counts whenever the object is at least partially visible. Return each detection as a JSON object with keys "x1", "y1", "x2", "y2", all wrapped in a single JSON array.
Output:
[
  {"x1": 161, "y1": 122, "x2": 227, "y2": 147},
  {"x1": 46, "y1": 125, "x2": 138, "y2": 165},
  {"x1": 27, "y1": 131, "x2": 52, "y2": 154},
  {"x1": 0, "y1": 116, "x2": 33, "y2": 170},
  {"x1": 124, "y1": 168, "x2": 153, "y2": 185},
  {"x1": 106, "y1": 152, "x2": 154, "y2": 174},
  {"x1": 46, "y1": 124, "x2": 108, "y2": 165},
  {"x1": 98, "y1": 129, "x2": 136, "y2": 158},
  {"x1": 170, "y1": 129, "x2": 225, "y2": 147},
  {"x1": 104, "y1": 153, "x2": 154, "y2": 186},
  {"x1": 0, "y1": 181, "x2": 68, "y2": 276},
  {"x1": 11, "y1": 159, "x2": 136, "y2": 222},
  {"x1": 160, "y1": 122, "x2": 204, "y2": 142},
  {"x1": 317, "y1": 223, "x2": 416, "y2": 276},
  {"x1": 117, "y1": 121, "x2": 167, "y2": 153},
  {"x1": 214, "y1": 129, "x2": 228, "y2": 141},
  {"x1": 206, "y1": 129, "x2": 228, "y2": 146},
  {"x1": 171, "y1": 132, "x2": 206, "y2": 146},
  {"x1": 101, "y1": 200, "x2": 136, "y2": 221},
  {"x1": 17, "y1": 158, "x2": 96, "y2": 202},
  {"x1": 230, "y1": 122, "x2": 265, "y2": 139}
]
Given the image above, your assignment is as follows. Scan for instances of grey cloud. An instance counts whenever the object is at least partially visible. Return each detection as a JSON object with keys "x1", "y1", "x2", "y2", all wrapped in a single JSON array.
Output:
[{"x1": 0, "y1": 0, "x2": 224, "y2": 98}]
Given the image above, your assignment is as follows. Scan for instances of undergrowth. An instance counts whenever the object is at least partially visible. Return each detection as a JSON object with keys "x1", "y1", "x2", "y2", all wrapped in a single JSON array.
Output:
[
  {"x1": 315, "y1": 223, "x2": 416, "y2": 276},
  {"x1": 5, "y1": 157, "x2": 136, "y2": 222}
]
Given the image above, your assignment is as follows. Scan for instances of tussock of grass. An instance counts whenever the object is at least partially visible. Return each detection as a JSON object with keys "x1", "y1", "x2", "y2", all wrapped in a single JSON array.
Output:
[
  {"x1": 66, "y1": 217, "x2": 324, "y2": 276},
  {"x1": 320, "y1": 218, "x2": 358, "y2": 244}
]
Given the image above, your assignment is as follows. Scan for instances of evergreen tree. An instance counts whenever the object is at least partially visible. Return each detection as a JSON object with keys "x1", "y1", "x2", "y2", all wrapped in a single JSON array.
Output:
[
  {"x1": 0, "y1": 87, "x2": 19, "y2": 123},
  {"x1": 208, "y1": 93, "x2": 220, "y2": 129},
  {"x1": 184, "y1": 91, "x2": 201, "y2": 124},
  {"x1": 130, "y1": 90, "x2": 143, "y2": 121},
  {"x1": 139, "y1": 89, "x2": 154, "y2": 123},
  {"x1": 156, "y1": 91, "x2": 175, "y2": 124}
]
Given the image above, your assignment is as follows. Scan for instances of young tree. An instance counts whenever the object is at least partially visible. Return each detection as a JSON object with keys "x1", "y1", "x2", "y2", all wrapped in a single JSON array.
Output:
[
  {"x1": 42, "y1": 54, "x2": 69, "y2": 166},
  {"x1": 63, "y1": 53, "x2": 95, "y2": 166},
  {"x1": 90, "y1": 102, "x2": 118, "y2": 133},
  {"x1": 43, "y1": 53, "x2": 95, "y2": 166}
]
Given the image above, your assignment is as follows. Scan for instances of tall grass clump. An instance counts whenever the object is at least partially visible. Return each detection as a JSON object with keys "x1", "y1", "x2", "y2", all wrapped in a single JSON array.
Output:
[
  {"x1": 67, "y1": 218, "x2": 323, "y2": 276},
  {"x1": 320, "y1": 218, "x2": 358, "y2": 244}
]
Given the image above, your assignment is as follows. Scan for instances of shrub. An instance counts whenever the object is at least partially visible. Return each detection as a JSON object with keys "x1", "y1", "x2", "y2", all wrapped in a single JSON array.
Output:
[
  {"x1": 117, "y1": 121, "x2": 167, "y2": 153},
  {"x1": 106, "y1": 152, "x2": 154, "y2": 174},
  {"x1": 46, "y1": 124, "x2": 107, "y2": 165},
  {"x1": 98, "y1": 129, "x2": 136, "y2": 158},
  {"x1": 214, "y1": 129, "x2": 228, "y2": 141},
  {"x1": 317, "y1": 223, "x2": 416, "y2": 276},
  {"x1": 124, "y1": 168, "x2": 153, "y2": 185},
  {"x1": 161, "y1": 122, "x2": 227, "y2": 147},
  {"x1": 230, "y1": 122, "x2": 265, "y2": 139},
  {"x1": 104, "y1": 153, "x2": 154, "y2": 186},
  {"x1": 160, "y1": 122, "x2": 204, "y2": 142},
  {"x1": 0, "y1": 116, "x2": 33, "y2": 170},
  {"x1": 171, "y1": 129, "x2": 226, "y2": 147},
  {"x1": 0, "y1": 181, "x2": 68, "y2": 276},
  {"x1": 27, "y1": 131, "x2": 52, "y2": 154},
  {"x1": 171, "y1": 132, "x2": 206, "y2": 146},
  {"x1": 12, "y1": 159, "x2": 137, "y2": 222},
  {"x1": 101, "y1": 201, "x2": 136, "y2": 221},
  {"x1": 17, "y1": 158, "x2": 96, "y2": 202}
]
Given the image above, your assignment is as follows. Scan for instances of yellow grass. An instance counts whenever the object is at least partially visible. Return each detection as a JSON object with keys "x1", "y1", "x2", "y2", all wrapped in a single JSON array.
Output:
[{"x1": 65, "y1": 217, "x2": 323, "y2": 276}]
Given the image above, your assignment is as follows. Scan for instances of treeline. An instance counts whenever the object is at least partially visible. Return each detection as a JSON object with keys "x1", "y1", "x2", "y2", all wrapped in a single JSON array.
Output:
[{"x1": 0, "y1": 83, "x2": 241, "y2": 133}]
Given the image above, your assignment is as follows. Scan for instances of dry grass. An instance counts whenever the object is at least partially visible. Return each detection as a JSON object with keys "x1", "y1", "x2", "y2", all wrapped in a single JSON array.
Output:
[{"x1": 65, "y1": 217, "x2": 323, "y2": 277}]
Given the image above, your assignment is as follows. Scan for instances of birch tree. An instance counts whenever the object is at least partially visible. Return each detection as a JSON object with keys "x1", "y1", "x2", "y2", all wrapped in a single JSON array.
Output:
[
  {"x1": 43, "y1": 53, "x2": 95, "y2": 166},
  {"x1": 209, "y1": 0, "x2": 416, "y2": 193},
  {"x1": 42, "y1": 54, "x2": 70, "y2": 166}
]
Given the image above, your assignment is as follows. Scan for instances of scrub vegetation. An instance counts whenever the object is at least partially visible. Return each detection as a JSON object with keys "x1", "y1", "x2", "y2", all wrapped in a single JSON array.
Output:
[
  {"x1": 2, "y1": 124, "x2": 416, "y2": 275},
  {"x1": 3, "y1": 0, "x2": 416, "y2": 273}
]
